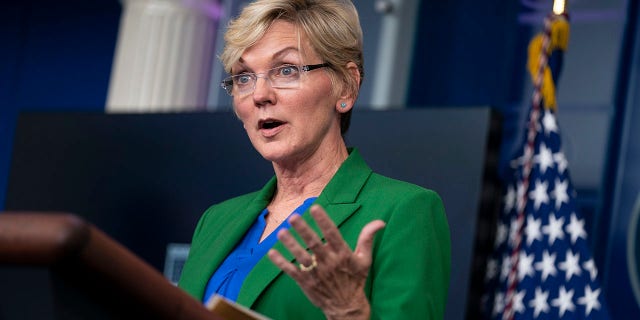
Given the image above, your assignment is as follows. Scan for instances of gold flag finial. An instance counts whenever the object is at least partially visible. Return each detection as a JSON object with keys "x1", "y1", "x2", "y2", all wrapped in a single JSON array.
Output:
[{"x1": 553, "y1": 0, "x2": 567, "y2": 15}]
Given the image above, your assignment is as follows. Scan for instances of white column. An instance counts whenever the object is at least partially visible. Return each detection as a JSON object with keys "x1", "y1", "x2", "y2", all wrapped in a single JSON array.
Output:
[
  {"x1": 370, "y1": 0, "x2": 421, "y2": 110},
  {"x1": 107, "y1": 0, "x2": 219, "y2": 112}
]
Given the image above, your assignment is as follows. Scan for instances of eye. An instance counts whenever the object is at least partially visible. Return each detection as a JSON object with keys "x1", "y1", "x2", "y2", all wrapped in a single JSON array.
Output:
[
  {"x1": 235, "y1": 74, "x2": 253, "y2": 85},
  {"x1": 276, "y1": 65, "x2": 300, "y2": 77}
]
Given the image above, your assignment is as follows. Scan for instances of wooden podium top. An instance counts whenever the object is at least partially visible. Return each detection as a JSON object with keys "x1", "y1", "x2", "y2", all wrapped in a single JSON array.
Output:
[{"x1": 0, "y1": 212, "x2": 221, "y2": 320}]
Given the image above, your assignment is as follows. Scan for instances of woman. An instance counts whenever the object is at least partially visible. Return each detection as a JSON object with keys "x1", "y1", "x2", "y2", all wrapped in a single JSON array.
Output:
[{"x1": 178, "y1": 0, "x2": 451, "y2": 319}]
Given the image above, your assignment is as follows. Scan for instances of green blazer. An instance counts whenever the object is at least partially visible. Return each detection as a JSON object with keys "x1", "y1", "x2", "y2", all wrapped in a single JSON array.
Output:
[{"x1": 179, "y1": 149, "x2": 451, "y2": 319}]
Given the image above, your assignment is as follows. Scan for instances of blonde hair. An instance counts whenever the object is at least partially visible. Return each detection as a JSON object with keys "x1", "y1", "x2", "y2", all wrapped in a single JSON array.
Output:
[{"x1": 220, "y1": 0, "x2": 364, "y2": 134}]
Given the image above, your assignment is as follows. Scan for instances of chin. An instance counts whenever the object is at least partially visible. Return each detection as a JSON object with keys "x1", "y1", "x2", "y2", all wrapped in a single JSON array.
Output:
[
  {"x1": 256, "y1": 145, "x2": 309, "y2": 166},
  {"x1": 253, "y1": 143, "x2": 289, "y2": 163}
]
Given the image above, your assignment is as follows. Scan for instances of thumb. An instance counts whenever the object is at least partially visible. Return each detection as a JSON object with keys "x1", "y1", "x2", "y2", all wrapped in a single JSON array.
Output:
[{"x1": 354, "y1": 220, "x2": 385, "y2": 264}]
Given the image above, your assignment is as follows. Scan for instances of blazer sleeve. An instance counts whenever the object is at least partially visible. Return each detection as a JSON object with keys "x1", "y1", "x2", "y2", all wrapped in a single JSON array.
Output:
[
  {"x1": 368, "y1": 189, "x2": 451, "y2": 320},
  {"x1": 178, "y1": 204, "x2": 214, "y2": 299}
]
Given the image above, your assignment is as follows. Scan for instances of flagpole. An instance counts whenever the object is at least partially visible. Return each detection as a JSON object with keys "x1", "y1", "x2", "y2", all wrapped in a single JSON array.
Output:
[{"x1": 502, "y1": 1, "x2": 568, "y2": 319}]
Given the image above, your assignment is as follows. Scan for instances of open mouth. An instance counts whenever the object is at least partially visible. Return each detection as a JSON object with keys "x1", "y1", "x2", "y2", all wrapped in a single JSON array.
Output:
[{"x1": 259, "y1": 119, "x2": 284, "y2": 130}]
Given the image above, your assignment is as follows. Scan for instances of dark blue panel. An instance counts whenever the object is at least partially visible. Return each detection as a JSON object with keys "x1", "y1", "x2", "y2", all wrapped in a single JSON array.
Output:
[
  {"x1": 600, "y1": 0, "x2": 640, "y2": 317},
  {"x1": 0, "y1": 3, "x2": 28, "y2": 211},
  {"x1": 408, "y1": 0, "x2": 526, "y2": 107}
]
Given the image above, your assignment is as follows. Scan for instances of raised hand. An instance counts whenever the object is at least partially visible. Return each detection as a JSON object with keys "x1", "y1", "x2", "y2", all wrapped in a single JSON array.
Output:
[{"x1": 267, "y1": 204, "x2": 385, "y2": 320}]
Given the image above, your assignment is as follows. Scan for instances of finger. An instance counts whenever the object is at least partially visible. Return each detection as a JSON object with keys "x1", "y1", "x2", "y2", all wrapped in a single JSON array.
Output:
[
  {"x1": 276, "y1": 228, "x2": 314, "y2": 267},
  {"x1": 353, "y1": 220, "x2": 385, "y2": 265},
  {"x1": 309, "y1": 204, "x2": 350, "y2": 252},
  {"x1": 288, "y1": 212, "x2": 325, "y2": 254},
  {"x1": 267, "y1": 249, "x2": 305, "y2": 281},
  {"x1": 268, "y1": 249, "x2": 317, "y2": 293}
]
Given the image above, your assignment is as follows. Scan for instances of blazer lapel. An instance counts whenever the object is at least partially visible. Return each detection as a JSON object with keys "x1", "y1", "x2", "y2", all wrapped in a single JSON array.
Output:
[
  {"x1": 236, "y1": 148, "x2": 373, "y2": 307},
  {"x1": 189, "y1": 178, "x2": 276, "y2": 299}
]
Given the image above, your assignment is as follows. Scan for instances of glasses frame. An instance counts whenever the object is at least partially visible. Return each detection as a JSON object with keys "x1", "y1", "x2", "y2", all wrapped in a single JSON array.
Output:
[{"x1": 221, "y1": 63, "x2": 329, "y2": 96}]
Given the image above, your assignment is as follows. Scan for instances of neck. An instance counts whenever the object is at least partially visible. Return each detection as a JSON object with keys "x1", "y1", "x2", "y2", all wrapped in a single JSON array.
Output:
[{"x1": 271, "y1": 142, "x2": 348, "y2": 204}]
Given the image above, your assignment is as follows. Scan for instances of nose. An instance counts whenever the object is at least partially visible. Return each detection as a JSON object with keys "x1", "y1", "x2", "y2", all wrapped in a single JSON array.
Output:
[{"x1": 252, "y1": 76, "x2": 275, "y2": 106}]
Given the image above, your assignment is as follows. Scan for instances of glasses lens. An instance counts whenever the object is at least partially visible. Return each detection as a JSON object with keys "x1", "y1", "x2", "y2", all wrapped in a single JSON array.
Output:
[
  {"x1": 269, "y1": 65, "x2": 301, "y2": 88},
  {"x1": 221, "y1": 64, "x2": 318, "y2": 96},
  {"x1": 221, "y1": 78, "x2": 234, "y2": 95},
  {"x1": 234, "y1": 74, "x2": 256, "y2": 95}
]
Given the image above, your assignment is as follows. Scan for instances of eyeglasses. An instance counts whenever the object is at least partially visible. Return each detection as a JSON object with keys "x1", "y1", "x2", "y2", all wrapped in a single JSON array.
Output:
[{"x1": 221, "y1": 63, "x2": 329, "y2": 96}]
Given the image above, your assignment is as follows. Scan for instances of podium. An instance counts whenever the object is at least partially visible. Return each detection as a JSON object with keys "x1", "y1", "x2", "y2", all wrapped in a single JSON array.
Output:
[{"x1": 0, "y1": 212, "x2": 220, "y2": 320}]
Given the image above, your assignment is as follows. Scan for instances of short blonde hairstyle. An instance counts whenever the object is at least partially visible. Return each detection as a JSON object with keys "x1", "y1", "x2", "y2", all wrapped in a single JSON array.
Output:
[{"x1": 220, "y1": 0, "x2": 364, "y2": 134}]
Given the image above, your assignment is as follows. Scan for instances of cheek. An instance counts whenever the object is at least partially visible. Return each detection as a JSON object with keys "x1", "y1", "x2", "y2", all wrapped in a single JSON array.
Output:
[
  {"x1": 299, "y1": 83, "x2": 336, "y2": 110},
  {"x1": 233, "y1": 101, "x2": 252, "y2": 124}
]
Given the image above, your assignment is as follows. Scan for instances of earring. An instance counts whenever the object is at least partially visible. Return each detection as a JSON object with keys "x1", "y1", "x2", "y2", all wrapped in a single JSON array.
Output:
[{"x1": 340, "y1": 102, "x2": 347, "y2": 109}]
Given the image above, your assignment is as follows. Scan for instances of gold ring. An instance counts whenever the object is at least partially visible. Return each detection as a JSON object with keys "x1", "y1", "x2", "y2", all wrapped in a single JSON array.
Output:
[{"x1": 299, "y1": 254, "x2": 317, "y2": 272}]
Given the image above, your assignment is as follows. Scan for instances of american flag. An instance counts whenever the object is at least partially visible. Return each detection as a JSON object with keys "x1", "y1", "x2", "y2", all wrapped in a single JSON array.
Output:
[
  {"x1": 482, "y1": 107, "x2": 610, "y2": 320},
  {"x1": 482, "y1": 11, "x2": 610, "y2": 320}
]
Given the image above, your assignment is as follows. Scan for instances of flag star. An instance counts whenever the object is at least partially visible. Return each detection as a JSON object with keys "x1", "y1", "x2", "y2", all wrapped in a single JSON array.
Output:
[
  {"x1": 577, "y1": 285, "x2": 602, "y2": 315},
  {"x1": 534, "y1": 143, "x2": 554, "y2": 174},
  {"x1": 513, "y1": 290, "x2": 526, "y2": 314},
  {"x1": 551, "y1": 178, "x2": 569, "y2": 209},
  {"x1": 495, "y1": 222, "x2": 508, "y2": 248},
  {"x1": 559, "y1": 250, "x2": 582, "y2": 281},
  {"x1": 542, "y1": 110, "x2": 559, "y2": 134},
  {"x1": 554, "y1": 152, "x2": 568, "y2": 173},
  {"x1": 534, "y1": 250, "x2": 558, "y2": 282},
  {"x1": 512, "y1": 147, "x2": 533, "y2": 170},
  {"x1": 485, "y1": 258, "x2": 498, "y2": 281},
  {"x1": 492, "y1": 291, "x2": 505, "y2": 316},
  {"x1": 543, "y1": 213, "x2": 565, "y2": 245},
  {"x1": 529, "y1": 287, "x2": 550, "y2": 318},
  {"x1": 583, "y1": 259, "x2": 598, "y2": 281},
  {"x1": 525, "y1": 215, "x2": 543, "y2": 246},
  {"x1": 566, "y1": 213, "x2": 587, "y2": 244},
  {"x1": 504, "y1": 185, "x2": 516, "y2": 213},
  {"x1": 551, "y1": 286, "x2": 576, "y2": 317},
  {"x1": 500, "y1": 254, "x2": 511, "y2": 281},
  {"x1": 529, "y1": 179, "x2": 550, "y2": 211},
  {"x1": 518, "y1": 251, "x2": 536, "y2": 281}
]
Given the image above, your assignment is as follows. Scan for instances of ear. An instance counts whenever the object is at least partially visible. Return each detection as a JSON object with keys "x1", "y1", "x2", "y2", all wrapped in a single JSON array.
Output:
[{"x1": 336, "y1": 61, "x2": 361, "y2": 113}]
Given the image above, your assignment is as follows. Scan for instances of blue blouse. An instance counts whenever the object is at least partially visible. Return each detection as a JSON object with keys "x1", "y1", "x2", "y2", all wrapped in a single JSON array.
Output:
[{"x1": 202, "y1": 197, "x2": 317, "y2": 304}]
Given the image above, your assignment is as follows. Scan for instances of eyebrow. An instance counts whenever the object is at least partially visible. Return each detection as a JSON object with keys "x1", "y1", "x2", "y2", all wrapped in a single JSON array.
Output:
[{"x1": 237, "y1": 46, "x2": 301, "y2": 68}]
